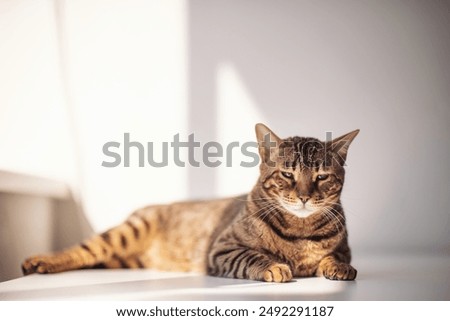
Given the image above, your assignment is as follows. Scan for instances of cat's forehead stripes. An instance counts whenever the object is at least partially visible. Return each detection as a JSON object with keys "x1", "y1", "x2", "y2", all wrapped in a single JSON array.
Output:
[{"x1": 280, "y1": 136, "x2": 324, "y2": 170}]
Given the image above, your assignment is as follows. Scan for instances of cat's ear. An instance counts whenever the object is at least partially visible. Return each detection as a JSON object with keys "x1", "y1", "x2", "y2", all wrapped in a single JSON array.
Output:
[
  {"x1": 329, "y1": 129, "x2": 360, "y2": 164},
  {"x1": 255, "y1": 123, "x2": 281, "y2": 165}
]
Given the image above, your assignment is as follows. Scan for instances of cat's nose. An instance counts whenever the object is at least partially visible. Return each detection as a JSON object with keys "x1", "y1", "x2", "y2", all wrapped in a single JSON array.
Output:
[{"x1": 299, "y1": 196, "x2": 310, "y2": 204}]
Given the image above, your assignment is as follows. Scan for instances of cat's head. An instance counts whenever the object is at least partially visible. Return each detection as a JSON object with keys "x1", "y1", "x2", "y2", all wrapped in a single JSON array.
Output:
[{"x1": 255, "y1": 123, "x2": 359, "y2": 218}]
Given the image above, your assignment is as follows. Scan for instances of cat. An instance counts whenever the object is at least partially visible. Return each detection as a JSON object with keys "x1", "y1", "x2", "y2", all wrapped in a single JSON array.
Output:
[{"x1": 22, "y1": 123, "x2": 359, "y2": 282}]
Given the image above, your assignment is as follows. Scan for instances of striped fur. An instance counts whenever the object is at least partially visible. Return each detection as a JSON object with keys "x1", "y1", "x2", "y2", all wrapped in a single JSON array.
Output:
[{"x1": 22, "y1": 123, "x2": 359, "y2": 282}]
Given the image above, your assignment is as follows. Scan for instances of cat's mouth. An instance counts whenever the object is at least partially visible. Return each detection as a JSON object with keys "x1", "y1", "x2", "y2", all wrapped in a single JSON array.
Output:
[{"x1": 279, "y1": 200, "x2": 317, "y2": 218}]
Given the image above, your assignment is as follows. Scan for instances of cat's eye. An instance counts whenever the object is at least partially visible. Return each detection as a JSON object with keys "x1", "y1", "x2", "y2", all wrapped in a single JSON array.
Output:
[
  {"x1": 281, "y1": 171, "x2": 293, "y2": 179},
  {"x1": 316, "y1": 174, "x2": 329, "y2": 181}
]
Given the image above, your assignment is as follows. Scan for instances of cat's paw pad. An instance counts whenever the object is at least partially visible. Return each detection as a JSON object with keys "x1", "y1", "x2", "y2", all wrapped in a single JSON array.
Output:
[
  {"x1": 263, "y1": 263, "x2": 292, "y2": 282},
  {"x1": 323, "y1": 263, "x2": 357, "y2": 281},
  {"x1": 22, "y1": 256, "x2": 56, "y2": 275}
]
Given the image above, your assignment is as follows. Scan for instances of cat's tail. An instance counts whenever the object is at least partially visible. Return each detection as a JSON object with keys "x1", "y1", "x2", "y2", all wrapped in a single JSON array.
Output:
[{"x1": 21, "y1": 206, "x2": 159, "y2": 275}]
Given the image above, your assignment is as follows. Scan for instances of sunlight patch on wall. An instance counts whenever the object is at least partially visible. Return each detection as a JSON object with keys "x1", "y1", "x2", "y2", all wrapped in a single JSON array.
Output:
[
  {"x1": 63, "y1": 0, "x2": 189, "y2": 230},
  {"x1": 216, "y1": 62, "x2": 266, "y2": 197},
  {"x1": 0, "y1": 0, "x2": 76, "y2": 184}
]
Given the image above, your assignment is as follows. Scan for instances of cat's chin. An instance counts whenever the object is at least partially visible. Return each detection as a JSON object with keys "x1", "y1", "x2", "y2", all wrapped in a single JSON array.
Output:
[{"x1": 280, "y1": 203, "x2": 317, "y2": 219}]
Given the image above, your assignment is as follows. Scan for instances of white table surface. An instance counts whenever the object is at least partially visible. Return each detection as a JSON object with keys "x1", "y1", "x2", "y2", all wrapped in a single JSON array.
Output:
[{"x1": 1, "y1": 253, "x2": 449, "y2": 300}]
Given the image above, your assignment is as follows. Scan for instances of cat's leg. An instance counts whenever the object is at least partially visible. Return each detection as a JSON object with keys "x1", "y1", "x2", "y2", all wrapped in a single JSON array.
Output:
[
  {"x1": 22, "y1": 234, "x2": 111, "y2": 275},
  {"x1": 22, "y1": 212, "x2": 154, "y2": 275},
  {"x1": 316, "y1": 255, "x2": 357, "y2": 281},
  {"x1": 207, "y1": 247, "x2": 293, "y2": 283}
]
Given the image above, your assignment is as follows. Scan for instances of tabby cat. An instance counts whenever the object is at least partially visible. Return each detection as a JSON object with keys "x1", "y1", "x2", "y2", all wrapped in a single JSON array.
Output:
[{"x1": 22, "y1": 123, "x2": 359, "y2": 282}]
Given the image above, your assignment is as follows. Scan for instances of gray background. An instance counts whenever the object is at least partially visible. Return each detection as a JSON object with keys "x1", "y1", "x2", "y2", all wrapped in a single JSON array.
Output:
[{"x1": 188, "y1": 0, "x2": 450, "y2": 254}]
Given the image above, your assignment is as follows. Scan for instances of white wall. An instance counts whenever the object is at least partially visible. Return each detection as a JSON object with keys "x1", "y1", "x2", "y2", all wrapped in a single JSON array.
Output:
[
  {"x1": 60, "y1": 0, "x2": 189, "y2": 230},
  {"x1": 0, "y1": 0, "x2": 76, "y2": 183}
]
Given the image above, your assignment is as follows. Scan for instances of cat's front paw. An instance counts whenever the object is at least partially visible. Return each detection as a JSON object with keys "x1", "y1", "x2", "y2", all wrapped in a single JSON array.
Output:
[
  {"x1": 22, "y1": 256, "x2": 56, "y2": 275},
  {"x1": 323, "y1": 262, "x2": 357, "y2": 281},
  {"x1": 263, "y1": 263, "x2": 293, "y2": 282}
]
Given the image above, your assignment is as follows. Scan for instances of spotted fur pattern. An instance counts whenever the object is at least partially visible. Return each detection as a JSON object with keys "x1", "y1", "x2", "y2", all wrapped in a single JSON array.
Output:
[{"x1": 22, "y1": 123, "x2": 359, "y2": 282}]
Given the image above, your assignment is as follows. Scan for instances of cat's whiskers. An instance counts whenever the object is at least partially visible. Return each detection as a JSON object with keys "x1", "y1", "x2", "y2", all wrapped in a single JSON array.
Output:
[
  {"x1": 258, "y1": 204, "x2": 279, "y2": 224},
  {"x1": 236, "y1": 199, "x2": 280, "y2": 225},
  {"x1": 323, "y1": 199, "x2": 358, "y2": 218},
  {"x1": 256, "y1": 201, "x2": 285, "y2": 221},
  {"x1": 251, "y1": 199, "x2": 288, "y2": 224},
  {"x1": 320, "y1": 208, "x2": 340, "y2": 233},
  {"x1": 338, "y1": 205, "x2": 359, "y2": 219},
  {"x1": 321, "y1": 206, "x2": 345, "y2": 232}
]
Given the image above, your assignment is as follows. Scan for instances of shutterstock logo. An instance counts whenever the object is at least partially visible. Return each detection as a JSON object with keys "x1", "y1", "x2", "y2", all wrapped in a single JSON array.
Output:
[
  {"x1": 101, "y1": 132, "x2": 343, "y2": 168},
  {"x1": 102, "y1": 133, "x2": 259, "y2": 168}
]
